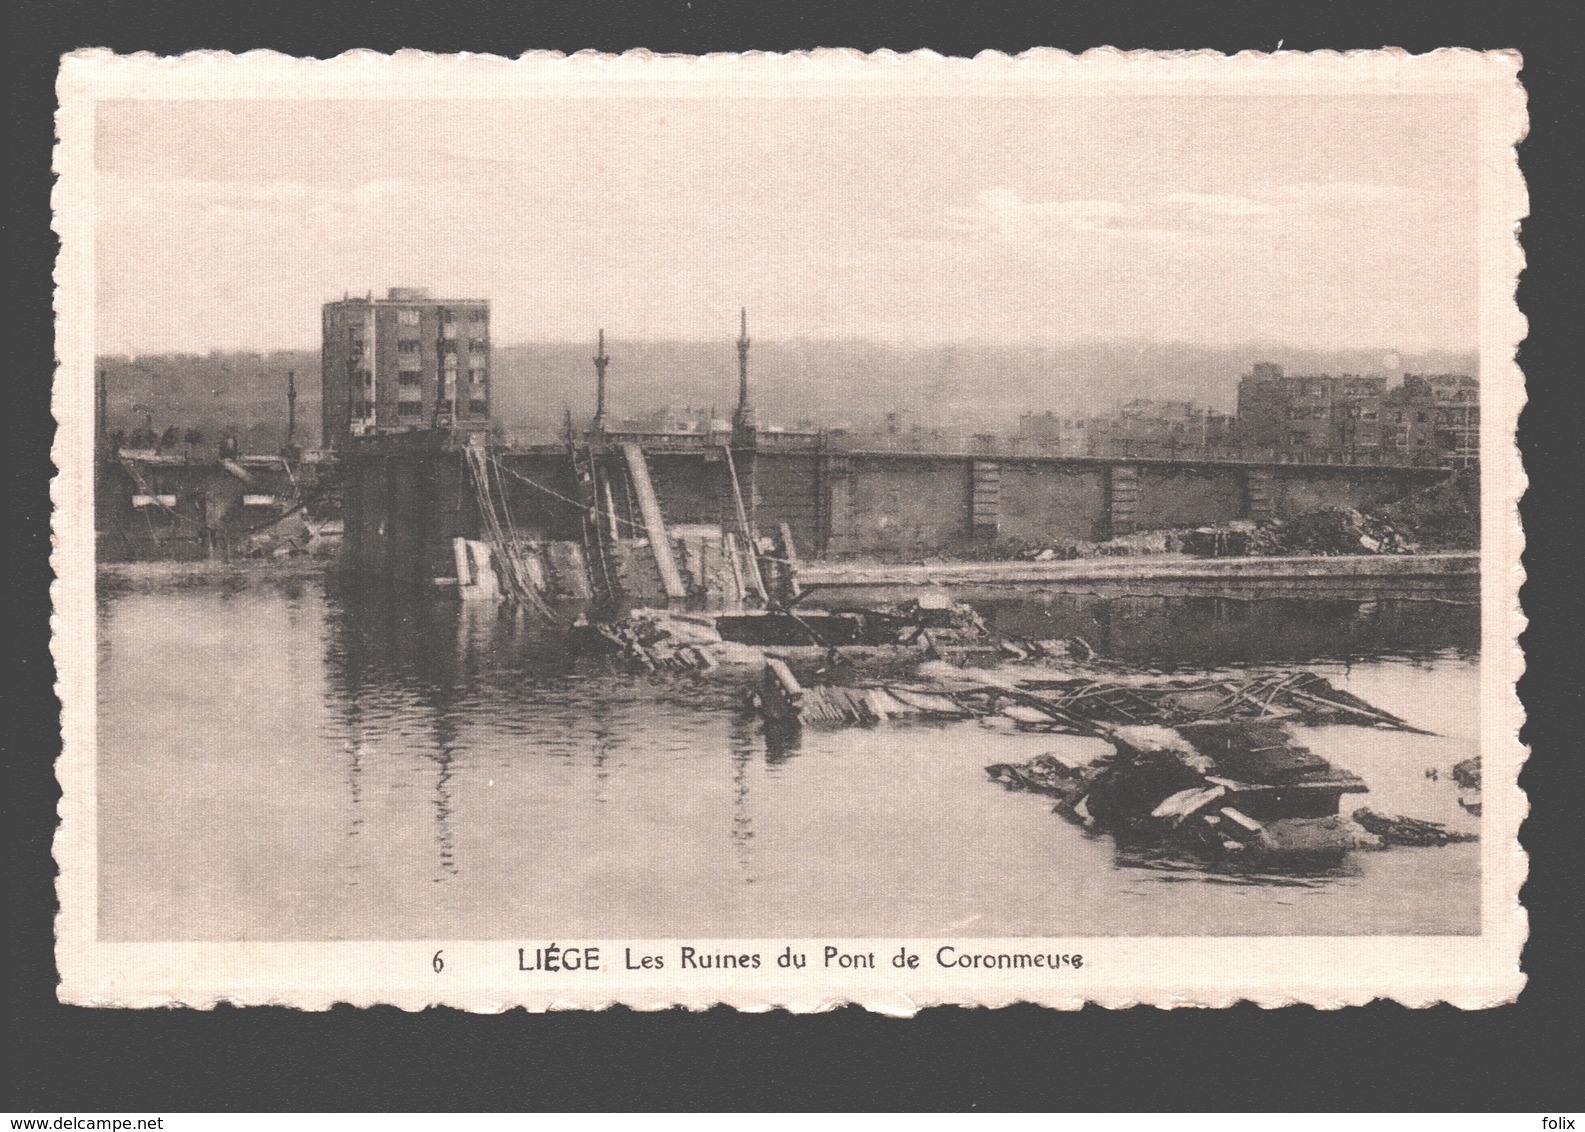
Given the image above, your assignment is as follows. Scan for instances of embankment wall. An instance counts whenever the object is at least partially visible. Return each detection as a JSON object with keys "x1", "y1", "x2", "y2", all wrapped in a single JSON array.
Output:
[{"x1": 335, "y1": 438, "x2": 1452, "y2": 579}]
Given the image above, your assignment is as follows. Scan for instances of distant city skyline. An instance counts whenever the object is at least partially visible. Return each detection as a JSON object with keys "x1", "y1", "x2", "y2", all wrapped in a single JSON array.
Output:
[{"x1": 97, "y1": 93, "x2": 1479, "y2": 356}]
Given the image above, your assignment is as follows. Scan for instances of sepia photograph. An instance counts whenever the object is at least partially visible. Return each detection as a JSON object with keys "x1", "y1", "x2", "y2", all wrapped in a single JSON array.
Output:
[{"x1": 51, "y1": 49, "x2": 1528, "y2": 1009}]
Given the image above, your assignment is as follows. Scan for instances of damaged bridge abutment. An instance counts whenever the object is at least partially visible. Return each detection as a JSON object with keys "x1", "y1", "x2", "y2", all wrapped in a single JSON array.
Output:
[{"x1": 338, "y1": 436, "x2": 1452, "y2": 580}]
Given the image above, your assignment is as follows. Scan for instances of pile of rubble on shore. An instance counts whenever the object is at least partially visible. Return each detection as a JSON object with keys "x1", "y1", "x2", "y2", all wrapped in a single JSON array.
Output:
[
  {"x1": 1373, "y1": 470, "x2": 1481, "y2": 551},
  {"x1": 978, "y1": 470, "x2": 1480, "y2": 561}
]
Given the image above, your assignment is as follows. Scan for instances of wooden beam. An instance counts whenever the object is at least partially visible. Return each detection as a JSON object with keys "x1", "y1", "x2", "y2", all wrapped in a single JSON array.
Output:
[
  {"x1": 621, "y1": 444, "x2": 688, "y2": 601},
  {"x1": 721, "y1": 444, "x2": 768, "y2": 602}
]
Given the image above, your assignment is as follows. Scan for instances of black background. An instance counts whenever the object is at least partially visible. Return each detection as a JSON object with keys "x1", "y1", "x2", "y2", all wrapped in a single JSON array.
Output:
[{"x1": 9, "y1": 0, "x2": 1583, "y2": 1112}]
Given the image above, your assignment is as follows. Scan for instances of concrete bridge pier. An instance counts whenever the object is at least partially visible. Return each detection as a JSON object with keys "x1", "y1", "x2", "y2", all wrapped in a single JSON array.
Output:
[
  {"x1": 1108, "y1": 464, "x2": 1141, "y2": 538},
  {"x1": 1247, "y1": 468, "x2": 1277, "y2": 523}
]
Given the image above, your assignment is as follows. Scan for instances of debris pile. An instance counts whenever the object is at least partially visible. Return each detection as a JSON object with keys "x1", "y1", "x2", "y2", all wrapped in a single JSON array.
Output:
[
  {"x1": 884, "y1": 594, "x2": 990, "y2": 639},
  {"x1": 1451, "y1": 756, "x2": 1483, "y2": 815},
  {"x1": 241, "y1": 514, "x2": 342, "y2": 559},
  {"x1": 1175, "y1": 525, "x2": 1258, "y2": 557},
  {"x1": 750, "y1": 644, "x2": 1462, "y2": 864},
  {"x1": 986, "y1": 722, "x2": 1379, "y2": 861},
  {"x1": 996, "y1": 530, "x2": 1180, "y2": 562},
  {"x1": 991, "y1": 637, "x2": 1096, "y2": 663},
  {"x1": 1374, "y1": 470, "x2": 1480, "y2": 551},
  {"x1": 1247, "y1": 507, "x2": 1418, "y2": 557},
  {"x1": 1352, "y1": 808, "x2": 1478, "y2": 847},
  {"x1": 756, "y1": 666, "x2": 1427, "y2": 735},
  {"x1": 776, "y1": 669, "x2": 1431, "y2": 733},
  {"x1": 1179, "y1": 472, "x2": 1479, "y2": 558},
  {"x1": 582, "y1": 611, "x2": 727, "y2": 674},
  {"x1": 985, "y1": 753, "x2": 1090, "y2": 796}
]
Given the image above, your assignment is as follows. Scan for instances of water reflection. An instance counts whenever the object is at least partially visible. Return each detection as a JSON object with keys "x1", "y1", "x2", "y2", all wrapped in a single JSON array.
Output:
[
  {"x1": 1113, "y1": 845, "x2": 1359, "y2": 886},
  {"x1": 96, "y1": 570, "x2": 1483, "y2": 940},
  {"x1": 947, "y1": 594, "x2": 1477, "y2": 668}
]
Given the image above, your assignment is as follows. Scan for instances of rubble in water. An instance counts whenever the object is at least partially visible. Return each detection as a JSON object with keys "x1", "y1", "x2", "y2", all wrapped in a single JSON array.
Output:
[
  {"x1": 1352, "y1": 808, "x2": 1478, "y2": 847},
  {"x1": 762, "y1": 667, "x2": 1429, "y2": 733},
  {"x1": 580, "y1": 593, "x2": 1475, "y2": 867},
  {"x1": 986, "y1": 723, "x2": 1381, "y2": 861},
  {"x1": 576, "y1": 610, "x2": 766, "y2": 674},
  {"x1": 1451, "y1": 756, "x2": 1483, "y2": 815},
  {"x1": 987, "y1": 738, "x2": 1478, "y2": 862}
]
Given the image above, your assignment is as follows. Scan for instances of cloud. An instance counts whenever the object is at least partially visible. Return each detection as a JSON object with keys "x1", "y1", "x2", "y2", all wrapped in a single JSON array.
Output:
[
  {"x1": 930, "y1": 189, "x2": 1133, "y2": 242},
  {"x1": 914, "y1": 181, "x2": 1400, "y2": 248},
  {"x1": 920, "y1": 188, "x2": 1281, "y2": 246},
  {"x1": 1158, "y1": 192, "x2": 1278, "y2": 217}
]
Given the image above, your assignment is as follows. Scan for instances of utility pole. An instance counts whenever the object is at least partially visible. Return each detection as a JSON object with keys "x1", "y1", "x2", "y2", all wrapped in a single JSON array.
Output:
[
  {"x1": 95, "y1": 369, "x2": 108, "y2": 454},
  {"x1": 593, "y1": 329, "x2": 609, "y2": 434},
  {"x1": 285, "y1": 370, "x2": 297, "y2": 447}
]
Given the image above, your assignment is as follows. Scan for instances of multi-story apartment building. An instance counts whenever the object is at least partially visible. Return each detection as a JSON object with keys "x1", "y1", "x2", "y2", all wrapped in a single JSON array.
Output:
[
  {"x1": 321, "y1": 287, "x2": 491, "y2": 448},
  {"x1": 1236, "y1": 363, "x2": 1385, "y2": 457},
  {"x1": 1383, "y1": 373, "x2": 1480, "y2": 467}
]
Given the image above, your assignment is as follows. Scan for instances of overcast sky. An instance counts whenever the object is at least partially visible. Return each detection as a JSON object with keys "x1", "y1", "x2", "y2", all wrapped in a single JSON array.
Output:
[{"x1": 95, "y1": 93, "x2": 1479, "y2": 355}]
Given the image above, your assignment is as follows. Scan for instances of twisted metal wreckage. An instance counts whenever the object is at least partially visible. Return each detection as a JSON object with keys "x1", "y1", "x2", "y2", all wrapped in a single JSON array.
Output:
[{"x1": 447, "y1": 428, "x2": 1477, "y2": 868}]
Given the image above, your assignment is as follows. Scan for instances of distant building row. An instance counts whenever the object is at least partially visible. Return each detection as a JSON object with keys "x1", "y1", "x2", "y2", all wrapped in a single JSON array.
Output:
[
  {"x1": 316, "y1": 293, "x2": 1477, "y2": 468},
  {"x1": 1017, "y1": 399, "x2": 1238, "y2": 460},
  {"x1": 1236, "y1": 363, "x2": 1478, "y2": 467},
  {"x1": 1017, "y1": 364, "x2": 1478, "y2": 467}
]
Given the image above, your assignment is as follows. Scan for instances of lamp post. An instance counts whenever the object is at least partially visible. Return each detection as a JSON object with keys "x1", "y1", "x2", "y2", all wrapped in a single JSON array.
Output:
[
  {"x1": 733, "y1": 307, "x2": 756, "y2": 442},
  {"x1": 593, "y1": 329, "x2": 609, "y2": 435}
]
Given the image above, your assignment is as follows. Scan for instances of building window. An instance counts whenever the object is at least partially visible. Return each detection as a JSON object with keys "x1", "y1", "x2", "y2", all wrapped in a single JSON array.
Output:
[
  {"x1": 398, "y1": 370, "x2": 422, "y2": 384},
  {"x1": 468, "y1": 368, "x2": 487, "y2": 384},
  {"x1": 397, "y1": 339, "x2": 419, "y2": 354},
  {"x1": 442, "y1": 322, "x2": 459, "y2": 340},
  {"x1": 397, "y1": 309, "x2": 420, "y2": 326},
  {"x1": 396, "y1": 400, "x2": 424, "y2": 418},
  {"x1": 467, "y1": 399, "x2": 489, "y2": 416},
  {"x1": 467, "y1": 308, "x2": 487, "y2": 323}
]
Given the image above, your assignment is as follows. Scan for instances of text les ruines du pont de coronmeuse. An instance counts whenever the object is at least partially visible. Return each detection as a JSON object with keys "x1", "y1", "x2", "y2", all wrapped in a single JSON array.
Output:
[{"x1": 513, "y1": 944, "x2": 1084, "y2": 973}]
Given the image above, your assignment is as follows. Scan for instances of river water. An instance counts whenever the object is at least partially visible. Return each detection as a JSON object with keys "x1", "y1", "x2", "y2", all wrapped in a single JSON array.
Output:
[{"x1": 97, "y1": 567, "x2": 1481, "y2": 941}]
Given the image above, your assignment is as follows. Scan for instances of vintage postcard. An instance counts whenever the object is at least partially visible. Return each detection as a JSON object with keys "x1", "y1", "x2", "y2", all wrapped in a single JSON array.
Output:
[{"x1": 53, "y1": 48, "x2": 1527, "y2": 1010}]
